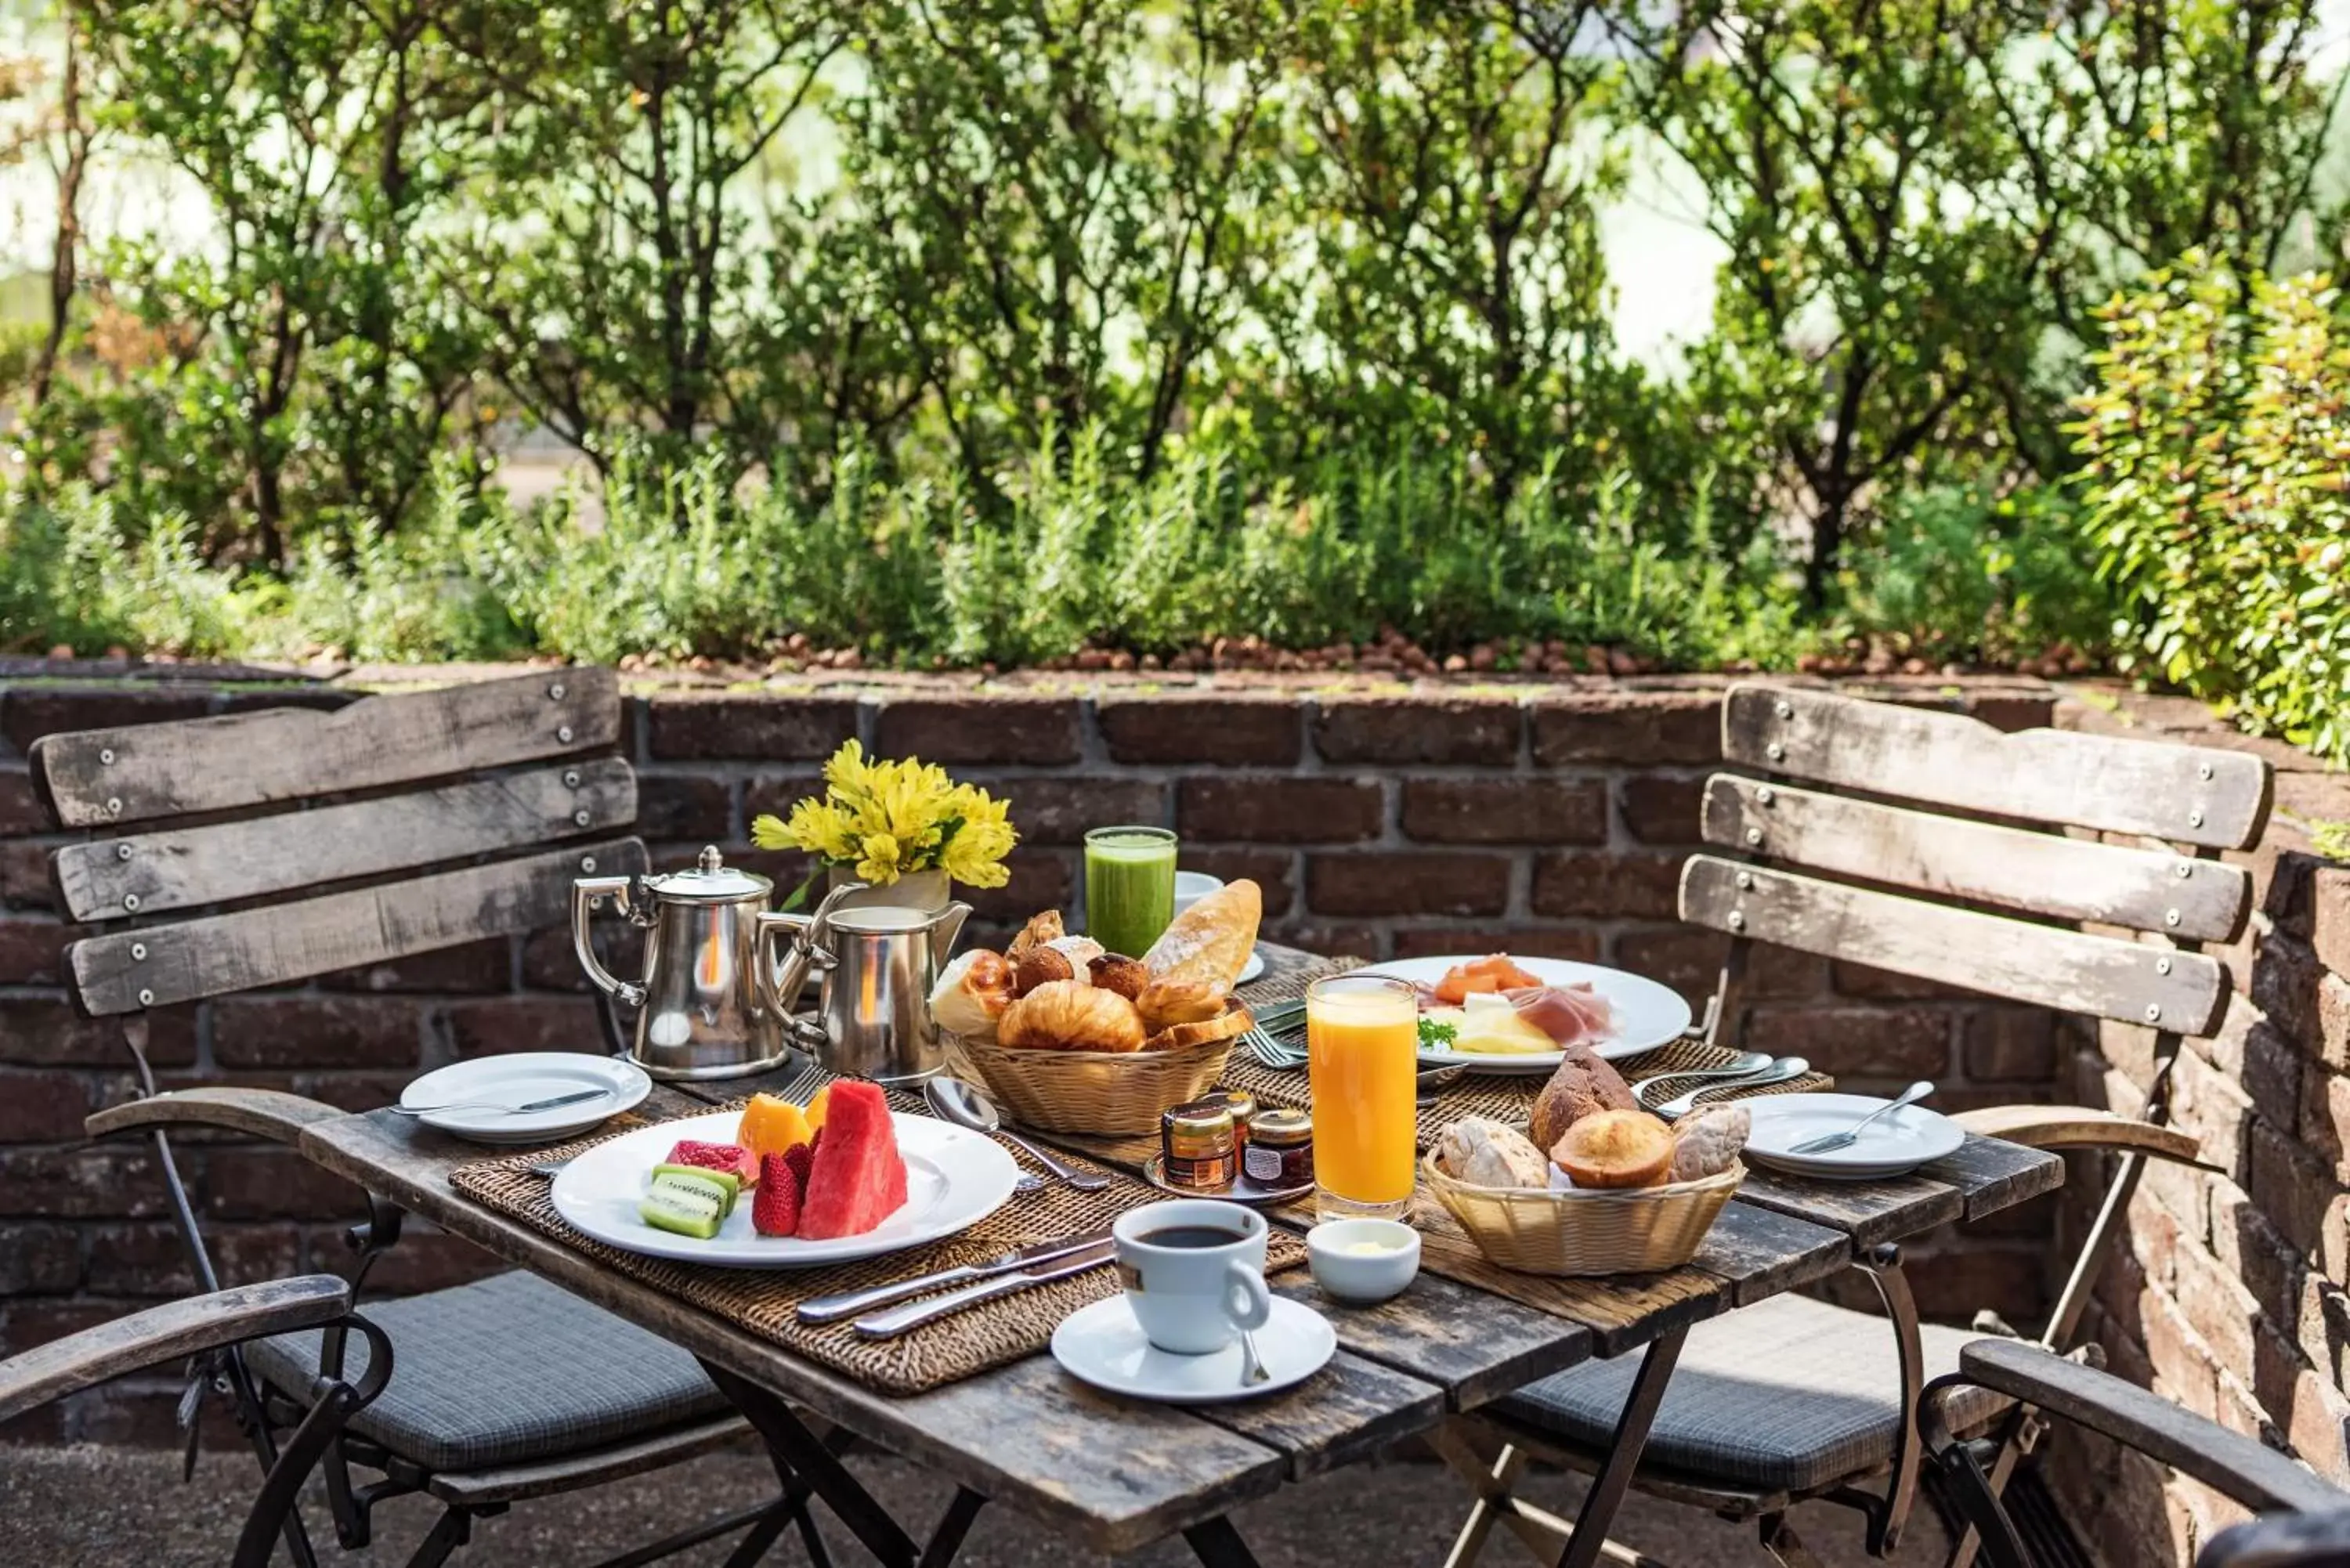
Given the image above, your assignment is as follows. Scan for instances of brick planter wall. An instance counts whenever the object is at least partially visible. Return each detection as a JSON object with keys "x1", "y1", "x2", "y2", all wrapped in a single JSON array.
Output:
[
  {"x1": 0, "y1": 663, "x2": 2066, "y2": 1445},
  {"x1": 2044, "y1": 685, "x2": 2350, "y2": 1566}
]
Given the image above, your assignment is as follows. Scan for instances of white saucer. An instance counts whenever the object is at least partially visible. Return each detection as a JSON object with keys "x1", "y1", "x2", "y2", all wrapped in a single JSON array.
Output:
[
  {"x1": 1052, "y1": 1294, "x2": 1335, "y2": 1404},
  {"x1": 400, "y1": 1053, "x2": 650, "y2": 1144},
  {"x1": 1742, "y1": 1093, "x2": 1965, "y2": 1180},
  {"x1": 1239, "y1": 948, "x2": 1265, "y2": 984}
]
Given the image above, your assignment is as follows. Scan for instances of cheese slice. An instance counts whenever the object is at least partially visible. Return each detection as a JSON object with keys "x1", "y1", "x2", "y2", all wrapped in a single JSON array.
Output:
[{"x1": 1445, "y1": 994, "x2": 1557, "y2": 1055}]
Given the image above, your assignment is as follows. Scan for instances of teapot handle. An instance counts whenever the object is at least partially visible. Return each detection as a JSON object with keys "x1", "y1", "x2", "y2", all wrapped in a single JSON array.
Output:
[
  {"x1": 756, "y1": 880, "x2": 868, "y2": 1031},
  {"x1": 572, "y1": 876, "x2": 646, "y2": 1008}
]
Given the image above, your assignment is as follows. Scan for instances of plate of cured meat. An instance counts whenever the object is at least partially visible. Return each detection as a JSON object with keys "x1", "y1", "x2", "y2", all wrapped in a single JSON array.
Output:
[{"x1": 1357, "y1": 954, "x2": 1694, "y2": 1071}]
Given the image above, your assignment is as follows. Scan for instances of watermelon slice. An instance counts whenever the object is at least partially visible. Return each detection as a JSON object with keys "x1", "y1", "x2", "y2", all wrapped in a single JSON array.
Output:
[{"x1": 797, "y1": 1081, "x2": 909, "y2": 1240}]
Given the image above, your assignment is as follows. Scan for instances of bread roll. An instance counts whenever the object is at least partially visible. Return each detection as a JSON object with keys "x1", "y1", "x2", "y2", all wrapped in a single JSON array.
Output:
[
  {"x1": 1668, "y1": 1104, "x2": 1749, "y2": 1182},
  {"x1": 1011, "y1": 945, "x2": 1076, "y2": 997},
  {"x1": 929, "y1": 949, "x2": 1014, "y2": 1040},
  {"x1": 997, "y1": 979, "x2": 1147, "y2": 1053},
  {"x1": 1141, "y1": 880, "x2": 1260, "y2": 990},
  {"x1": 1549, "y1": 1110, "x2": 1674, "y2": 1189},
  {"x1": 1088, "y1": 953, "x2": 1148, "y2": 999},
  {"x1": 1526, "y1": 1041, "x2": 1640, "y2": 1153},
  {"x1": 1141, "y1": 1001, "x2": 1253, "y2": 1053},
  {"x1": 1044, "y1": 934, "x2": 1106, "y2": 973},
  {"x1": 1437, "y1": 1117, "x2": 1549, "y2": 1190}
]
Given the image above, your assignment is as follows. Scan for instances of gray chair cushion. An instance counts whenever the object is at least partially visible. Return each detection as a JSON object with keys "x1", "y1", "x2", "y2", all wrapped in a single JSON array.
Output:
[
  {"x1": 1497, "y1": 1292, "x2": 2014, "y2": 1494},
  {"x1": 245, "y1": 1271, "x2": 728, "y2": 1473}
]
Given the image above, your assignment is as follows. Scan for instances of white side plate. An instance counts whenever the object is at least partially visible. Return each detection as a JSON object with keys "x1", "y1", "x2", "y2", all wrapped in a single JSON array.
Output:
[
  {"x1": 400, "y1": 1053, "x2": 651, "y2": 1144},
  {"x1": 1354, "y1": 955, "x2": 1694, "y2": 1068},
  {"x1": 1052, "y1": 1295, "x2": 1335, "y2": 1404},
  {"x1": 550, "y1": 1109, "x2": 1019, "y2": 1268},
  {"x1": 1741, "y1": 1093, "x2": 1966, "y2": 1180}
]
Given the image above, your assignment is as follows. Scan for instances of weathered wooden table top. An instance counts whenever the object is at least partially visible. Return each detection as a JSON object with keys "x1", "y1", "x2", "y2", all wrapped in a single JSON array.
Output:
[{"x1": 296, "y1": 941, "x2": 2064, "y2": 1555}]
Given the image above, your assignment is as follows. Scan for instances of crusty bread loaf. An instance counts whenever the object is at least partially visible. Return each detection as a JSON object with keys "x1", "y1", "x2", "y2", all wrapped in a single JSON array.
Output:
[
  {"x1": 1668, "y1": 1104, "x2": 1750, "y2": 1182},
  {"x1": 1141, "y1": 1000, "x2": 1253, "y2": 1053},
  {"x1": 1527, "y1": 1041, "x2": 1640, "y2": 1153}
]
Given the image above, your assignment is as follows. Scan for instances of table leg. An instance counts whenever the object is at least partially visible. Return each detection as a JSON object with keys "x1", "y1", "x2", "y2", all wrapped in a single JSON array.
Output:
[
  {"x1": 1184, "y1": 1516, "x2": 1267, "y2": 1568},
  {"x1": 918, "y1": 1488, "x2": 988, "y2": 1568},
  {"x1": 1555, "y1": 1326, "x2": 1689, "y2": 1568},
  {"x1": 700, "y1": 1361, "x2": 919, "y2": 1568}
]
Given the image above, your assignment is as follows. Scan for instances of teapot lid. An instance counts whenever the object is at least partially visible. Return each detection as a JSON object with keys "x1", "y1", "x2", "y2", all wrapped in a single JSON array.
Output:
[{"x1": 643, "y1": 845, "x2": 772, "y2": 903}]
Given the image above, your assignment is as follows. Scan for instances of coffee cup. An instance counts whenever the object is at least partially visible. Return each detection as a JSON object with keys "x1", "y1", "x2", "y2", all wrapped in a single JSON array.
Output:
[{"x1": 1111, "y1": 1198, "x2": 1273, "y2": 1356}]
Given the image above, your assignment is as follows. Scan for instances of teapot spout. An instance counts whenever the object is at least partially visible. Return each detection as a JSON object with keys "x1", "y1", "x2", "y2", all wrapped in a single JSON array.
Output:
[{"x1": 930, "y1": 901, "x2": 972, "y2": 969}]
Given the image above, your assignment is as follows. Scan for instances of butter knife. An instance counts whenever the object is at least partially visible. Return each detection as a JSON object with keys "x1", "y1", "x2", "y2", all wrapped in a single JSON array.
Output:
[
  {"x1": 798, "y1": 1229, "x2": 1115, "y2": 1325},
  {"x1": 852, "y1": 1242, "x2": 1115, "y2": 1340}
]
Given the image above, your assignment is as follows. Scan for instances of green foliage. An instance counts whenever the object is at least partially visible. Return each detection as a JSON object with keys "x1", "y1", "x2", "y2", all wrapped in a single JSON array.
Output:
[
  {"x1": 2073, "y1": 256, "x2": 2350, "y2": 761},
  {"x1": 1836, "y1": 483, "x2": 2114, "y2": 666}
]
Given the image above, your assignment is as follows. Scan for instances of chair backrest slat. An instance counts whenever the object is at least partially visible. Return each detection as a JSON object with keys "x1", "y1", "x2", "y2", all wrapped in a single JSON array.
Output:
[
  {"x1": 67, "y1": 839, "x2": 646, "y2": 1016},
  {"x1": 51, "y1": 759, "x2": 637, "y2": 922},
  {"x1": 1680, "y1": 855, "x2": 2229, "y2": 1032},
  {"x1": 1701, "y1": 776, "x2": 2252, "y2": 943},
  {"x1": 1722, "y1": 685, "x2": 2271, "y2": 850},
  {"x1": 31, "y1": 668, "x2": 620, "y2": 829}
]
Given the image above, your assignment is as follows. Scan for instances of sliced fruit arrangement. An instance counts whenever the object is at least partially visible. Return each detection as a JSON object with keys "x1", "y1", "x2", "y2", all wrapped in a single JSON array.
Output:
[{"x1": 635, "y1": 1082, "x2": 904, "y2": 1245}]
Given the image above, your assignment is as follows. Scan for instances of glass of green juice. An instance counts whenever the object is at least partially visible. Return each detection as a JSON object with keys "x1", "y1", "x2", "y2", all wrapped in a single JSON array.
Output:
[{"x1": 1084, "y1": 826, "x2": 1179, "y2": 959}]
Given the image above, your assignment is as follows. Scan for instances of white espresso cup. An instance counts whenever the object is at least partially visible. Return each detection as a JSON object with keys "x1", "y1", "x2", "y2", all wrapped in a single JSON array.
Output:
[
  {"x1": 1112, "y1": 1199, "x2": 1274, "y2": 1356},
  {"x1": 1172, "y1": 870, "x2": 1225, "y2": 918}
]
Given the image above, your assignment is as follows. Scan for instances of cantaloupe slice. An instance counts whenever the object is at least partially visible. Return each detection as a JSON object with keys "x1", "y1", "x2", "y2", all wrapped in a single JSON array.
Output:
[{"x1": 737, "y1": 1093, "x2": 813, "y2": 1161}]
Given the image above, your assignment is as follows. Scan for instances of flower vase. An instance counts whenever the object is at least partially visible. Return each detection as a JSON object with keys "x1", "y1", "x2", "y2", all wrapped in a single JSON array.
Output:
[{"x1": 827, "y1": 865, "x2": 953, "y2": 915}]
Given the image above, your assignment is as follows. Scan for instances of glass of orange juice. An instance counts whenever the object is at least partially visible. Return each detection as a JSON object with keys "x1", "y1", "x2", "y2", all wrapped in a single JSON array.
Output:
[{"x1": 1305, "y1": 974, "x2": 1419, "y2": 1222}]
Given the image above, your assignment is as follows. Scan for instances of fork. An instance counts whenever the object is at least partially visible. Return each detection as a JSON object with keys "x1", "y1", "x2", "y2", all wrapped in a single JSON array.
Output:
[
  {"x1": 1788, "y1": 1081, "x2": 1933, "y2": 1154},
  {"x1": 1644, "y1": 1057, "x2": 1811, "y2": 1120}
]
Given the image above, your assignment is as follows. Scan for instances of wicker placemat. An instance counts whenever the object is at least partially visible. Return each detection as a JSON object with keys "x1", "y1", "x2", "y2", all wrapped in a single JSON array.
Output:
[{"x1": 446, "y1": 1093, "x2": 1306, "y2": 1396}]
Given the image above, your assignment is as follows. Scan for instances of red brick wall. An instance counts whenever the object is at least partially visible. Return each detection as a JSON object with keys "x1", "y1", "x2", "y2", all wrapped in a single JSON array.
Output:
[
  {"x1": 2044, "y1": 685, "x2": 2350, "y2": 1566},
  {"x1": 0, "y1": 663, "x2": 2062, "y2": 1443}
]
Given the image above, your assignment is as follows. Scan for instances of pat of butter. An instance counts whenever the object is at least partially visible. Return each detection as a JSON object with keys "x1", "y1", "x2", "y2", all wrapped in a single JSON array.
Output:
[{"x1": 1339, "y1": 1238, "x2": 1405, "y2": 1256}]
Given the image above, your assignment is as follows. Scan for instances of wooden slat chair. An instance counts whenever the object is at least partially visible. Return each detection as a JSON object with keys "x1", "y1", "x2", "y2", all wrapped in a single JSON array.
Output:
[
  {"x1": 1443, "y1": 683, "x2": 2268, "y2": 1568},
  {"x1": 0, "y1": 1277, "x2": 392, "y2": 1568},
  {"x1": 1922, "y1": 1340, "x2": 2345, "y2": 1568},
  {"x1": 34, "y1": 671, "x2": 805, "y2": 1568}
]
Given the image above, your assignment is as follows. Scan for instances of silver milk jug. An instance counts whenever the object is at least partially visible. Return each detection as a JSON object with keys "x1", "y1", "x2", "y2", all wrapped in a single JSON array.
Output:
[{"x1": 764, "y1": 895, "x2": 971, "y2": 1085}]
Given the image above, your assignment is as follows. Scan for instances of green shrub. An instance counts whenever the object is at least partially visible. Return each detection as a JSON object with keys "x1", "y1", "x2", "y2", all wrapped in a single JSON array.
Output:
[{"x1": 2073, "y1": 256, "x2": 2350, "y2": 761}]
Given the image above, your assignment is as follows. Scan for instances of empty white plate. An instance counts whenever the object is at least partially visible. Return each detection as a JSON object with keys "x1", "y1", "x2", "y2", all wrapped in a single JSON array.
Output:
[
  {"x1": 400, "y1": 1053, "x2": 650, "y2": 1144},
  {"x1": 1355, "y1": 955, "x2": 1694, "y2": 1068},
  {"x1": 1053, "y1": 1295, "x2": 1335, "y2": 1404},
  {"x1": 551, "y1": 1108, "x2": 1019, "y2": 1268},
  {"x1": 1742, "y1": 1093, "x2": 1966, "y2": 1180}
]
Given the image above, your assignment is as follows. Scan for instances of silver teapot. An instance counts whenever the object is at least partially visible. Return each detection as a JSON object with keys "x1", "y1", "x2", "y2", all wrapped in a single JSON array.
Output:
[{"x1": 765, "y1": 894, "x2": 971, "y2": 1086}]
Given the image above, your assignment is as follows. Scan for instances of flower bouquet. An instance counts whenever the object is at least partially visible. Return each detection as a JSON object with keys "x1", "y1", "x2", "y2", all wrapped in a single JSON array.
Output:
[{"x1": 750, "y1": 740, "x2": 1016, "y2": 907}]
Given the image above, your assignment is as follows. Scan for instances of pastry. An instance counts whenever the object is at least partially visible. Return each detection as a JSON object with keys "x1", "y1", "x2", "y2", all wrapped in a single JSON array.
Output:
[
  {"x1": 1088, "y1": 953, "x2": 1149, "y2": 999},
  {"x1": 929, "y1": 949, "x2": 1015, "y2": 1040},
  {"x1": 1012, "y1": 944, "x2": 1076, "y2": 997},
  {"x1": 1136, "y1": 975, "x2": 1228, "y2": 1032},
  {"x1": 1141, "y1": 879, "x2": 1260, "y2": 988},
  {"x1": 1549, "y1": 1109, "x2": 1675, "y2": 1189},
  {"x1": 1668, "y1": 1104, "x2": 1750, "y2": 1182},
  {"x1": 1526, "y1": 1041, "x2": 1640, "y2": 1153},
  {"x1": 1044, "y1": 934, "x2": 1106, "y2": 972},
  {"x1": 1006, "y1": 909, "x2": 1065, "y2": 961},
  {"x1": 1141, "y1": 1000, "x2": 1253, "y2": 1053},
  {"x1": 997, "y1": 979, "x2": 1148, "y2": 1053},
  {"x1": 1437, "y1": 1117, "x2": 1549, "y2": 1190}
]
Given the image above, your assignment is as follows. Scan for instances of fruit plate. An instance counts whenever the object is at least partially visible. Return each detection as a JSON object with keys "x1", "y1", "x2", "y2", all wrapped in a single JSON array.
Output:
[
  {"x1": 1354, "y1": 956, "x2": 1694, "y2": 1068},
  {"x1": 551, "y1": 1110, "x2": 1020, "y2": 1268}
]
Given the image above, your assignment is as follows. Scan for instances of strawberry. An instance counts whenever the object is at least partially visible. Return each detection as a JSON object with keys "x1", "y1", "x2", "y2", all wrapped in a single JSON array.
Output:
[
  {"x1": 667, "y1": 1139, "x2": 758, "y2": 1187},
  {"x1": 783, "y1": 1140, "x2": 815, "y2": 1190},
  {"x1": 751, "y1": 1152, "x2": 802, "y2": 1237}
]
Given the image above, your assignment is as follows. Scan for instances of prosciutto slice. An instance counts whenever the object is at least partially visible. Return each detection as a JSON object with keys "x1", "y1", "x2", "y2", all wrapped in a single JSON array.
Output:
[{"x1": 1505, "y1": 982, "x2": 1614, "y2": 1047}]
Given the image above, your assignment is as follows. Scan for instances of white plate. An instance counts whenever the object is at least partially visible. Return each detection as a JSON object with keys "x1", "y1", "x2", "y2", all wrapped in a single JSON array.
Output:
[
  {"x1": 1238, "y1": 948, "x2": 1265, "y2": 984},
  {"x1": 1741, "y1": 1093, "x2": 1965, "y2": 1180},
  {"x1": 1052, "y1": 1295, "x2": 1336, "y2": 1404},
  {"x1": 551, "y1": 1108, "x2": 1018, "y2": 1268},
  {"x1": 400, "y1": 1053, "x2": 650, "y2": 1144},
  {"x1": 1354, "y1": 956, "x2": 1694, "y2": 1068}
]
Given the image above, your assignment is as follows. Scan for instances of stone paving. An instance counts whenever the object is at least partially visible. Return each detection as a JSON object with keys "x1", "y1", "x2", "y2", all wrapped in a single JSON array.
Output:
[{"x1": 1, "y1": 1441, "x2": 1954, "y2": 1566}]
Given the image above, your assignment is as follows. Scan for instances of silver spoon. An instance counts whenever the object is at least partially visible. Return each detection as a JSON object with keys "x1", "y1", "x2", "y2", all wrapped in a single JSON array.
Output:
[
  {"x1": 392, "y1": 1087, "x2": 610, "y2": 1118},
  {"x1": 1789, "y1": 1081, "x2": 1935, "y2": 1155},
  {"x1": 1632, "y1": 1051, "x2": 1772, "y2": 1111},
  {"x1": 924, "y1": 1076, "x2": 1111, "y2": 1192},
  {"x1": 1238, "y1": 1328, "x2": 1272, "y2": 1386},
  {"x1": 1647, "y1": 1057, "x2": 1811, "y2": 1120}
]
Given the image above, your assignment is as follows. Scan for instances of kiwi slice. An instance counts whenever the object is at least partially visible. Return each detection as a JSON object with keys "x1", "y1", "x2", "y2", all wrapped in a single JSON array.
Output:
[
  {"x1": 639, "y1": 1169, "x2": 729, "y2": 1240},
  {"x1": 653, "y1": 1162, "x2": 740, "y2": 1216}
]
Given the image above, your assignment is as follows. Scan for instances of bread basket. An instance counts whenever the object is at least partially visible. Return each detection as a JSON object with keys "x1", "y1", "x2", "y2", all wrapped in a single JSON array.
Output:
[
  {"x1": 953, "y1": 1034, "x2": 1236, "y2": 1136},
  {"x1": 1419, "y1": 1151, "x2": 1742, "y2": 1276}
]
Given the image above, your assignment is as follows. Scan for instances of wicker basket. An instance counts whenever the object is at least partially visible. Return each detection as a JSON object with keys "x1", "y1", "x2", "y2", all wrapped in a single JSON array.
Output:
[
  {"x1": 954, "y1": 1034, "x2": 1237, "y2": 1136},
  {"x1": 1420, "y1": 1151, "x2": 1743, "y2": 1276}
]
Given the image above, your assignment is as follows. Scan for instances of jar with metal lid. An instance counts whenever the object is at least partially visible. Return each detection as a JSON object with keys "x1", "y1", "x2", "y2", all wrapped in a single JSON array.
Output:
[
  {"x1": 1206, "y1": 1089, "x2": 1257, "y2": 1153},
  {"x1": 1242, "y1": 1107, "x2": 1314, "y2": 1190},
  {"x1": 1161, "y1": 1100, "x2": 1238, "y2": 1190}
]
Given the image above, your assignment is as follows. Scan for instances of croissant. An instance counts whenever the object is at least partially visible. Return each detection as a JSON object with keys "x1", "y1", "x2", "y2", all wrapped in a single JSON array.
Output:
[
  {"x1": 997, "y1": 979, "x2": 1147, "y2": 1053},
  {"x1": 1136, "y1": 976, "x2": 1228, "y2": 1034}
]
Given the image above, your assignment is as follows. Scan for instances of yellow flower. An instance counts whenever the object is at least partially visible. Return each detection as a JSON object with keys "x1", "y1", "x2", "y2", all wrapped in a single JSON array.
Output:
[
  {"x1": 938, "y1": 784, "x2": 1016, "y2": 888},
  {"x1": 855, "y1": 833, "x2": 904, "y2": 886}
]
